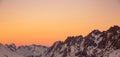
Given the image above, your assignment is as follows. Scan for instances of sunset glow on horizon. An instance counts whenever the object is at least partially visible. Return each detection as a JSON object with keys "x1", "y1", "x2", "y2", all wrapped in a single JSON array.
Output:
[{"x1": 0, "y1": 0, "x2": 120, "y2": 46}]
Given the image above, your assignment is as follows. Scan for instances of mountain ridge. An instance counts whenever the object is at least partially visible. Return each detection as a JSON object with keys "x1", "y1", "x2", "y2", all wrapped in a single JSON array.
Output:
[{"x1": 0, "y1": 25, "x2": 120, "y2": 57}]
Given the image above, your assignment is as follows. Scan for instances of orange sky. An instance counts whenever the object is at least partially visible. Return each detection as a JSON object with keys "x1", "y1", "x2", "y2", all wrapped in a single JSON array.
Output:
[{"x1": 0, "y1": 0, "x2": 120, "y2": 46}]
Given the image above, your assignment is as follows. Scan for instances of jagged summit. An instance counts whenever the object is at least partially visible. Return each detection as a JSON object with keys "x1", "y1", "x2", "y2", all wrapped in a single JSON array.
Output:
[
  {"x1": 108, "y1": 25, "x2": 120, "y2": 31},
  {"x1": 0, "y1": 25, "x2": 120, "y2": 57},
  {"x1": 90, "y1": 29, "x2": 101, "y2": 35},
  {"x1": 107, "y1": 25, "x2": 120, "y2": 34},
  {"x1": 5, "y1": 43, "x2": 16, "y2": 52},
  {"x1": 65, "y1": 35, "x2": 83, "y2": 42}
]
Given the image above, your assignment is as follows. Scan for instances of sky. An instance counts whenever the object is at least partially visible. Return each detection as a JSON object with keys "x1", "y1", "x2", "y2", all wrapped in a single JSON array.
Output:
[{"x1": 0, "y1": 0, "x2": 120, "y2": 46}]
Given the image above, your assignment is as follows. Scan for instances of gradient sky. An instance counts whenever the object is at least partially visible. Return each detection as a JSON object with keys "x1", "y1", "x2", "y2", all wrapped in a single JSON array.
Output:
[{"x1": 0, "y1": 0, "x2": 120, "y2": 46}]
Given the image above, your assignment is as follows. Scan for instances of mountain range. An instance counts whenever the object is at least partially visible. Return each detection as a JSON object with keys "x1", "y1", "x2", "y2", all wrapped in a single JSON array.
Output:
[{"x1": 0, "y1": 25, "x2": 120, "y2": 57}]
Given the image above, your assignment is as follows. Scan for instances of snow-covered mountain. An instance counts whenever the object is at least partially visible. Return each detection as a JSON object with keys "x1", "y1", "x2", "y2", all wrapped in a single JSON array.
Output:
[
  {"x1": 0, "y1": 25, "x2": 120, "y2": 57},
  {"x1": 0, "y1": 44, "x2": 24, "y2": 57}
]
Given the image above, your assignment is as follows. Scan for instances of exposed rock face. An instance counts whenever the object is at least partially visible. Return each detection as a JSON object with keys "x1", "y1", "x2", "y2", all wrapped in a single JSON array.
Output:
[
  {"x1": 0, "y1": 25, "x2": 120, "y2": 57},
  {"x1": 5, "y1": 43, "x2": 17, "y2": 52},
  {"x1": 42, "y1": 25, "x2": 120, "y2": 57}
]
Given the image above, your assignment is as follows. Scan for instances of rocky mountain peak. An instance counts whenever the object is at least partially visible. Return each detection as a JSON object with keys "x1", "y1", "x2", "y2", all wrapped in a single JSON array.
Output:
[
  {"x1": 5, "y1": 43, "x2": 16, "y2": 52},
  {"x1": 91, "y1": 29, "x2": 101, "y2": 34},
  {"x1": 108, "y1": 25, "x2": 120, "y2": 34},
  {"x1": 64, "y1": 35, "x2": 83, "y2": 45},
  {"x1": 108, "y1": 25, "x2": 120, "y2": 31}
]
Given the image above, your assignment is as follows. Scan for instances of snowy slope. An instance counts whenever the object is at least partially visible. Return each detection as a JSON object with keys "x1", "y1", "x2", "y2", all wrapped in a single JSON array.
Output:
[
  {"x1": 16, "y1": 45, "x2": 48, "y2": 57},
  {"x1": 0, "y1": 44, "x2": 24, "y2": 57}
]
